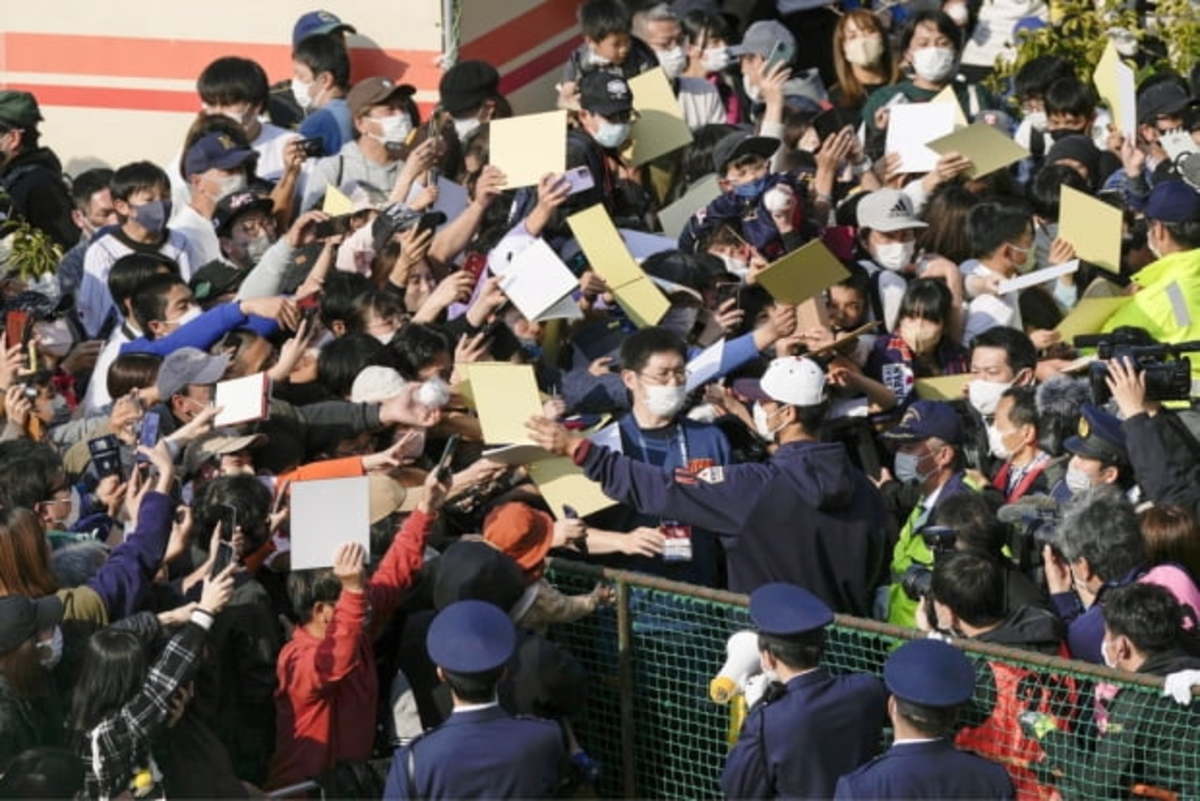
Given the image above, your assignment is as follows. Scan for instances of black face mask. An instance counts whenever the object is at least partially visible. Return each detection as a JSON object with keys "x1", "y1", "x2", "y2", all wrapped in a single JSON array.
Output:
[{"x1": 1046, "y1": 127, "x2": 1086, "y2": 142}]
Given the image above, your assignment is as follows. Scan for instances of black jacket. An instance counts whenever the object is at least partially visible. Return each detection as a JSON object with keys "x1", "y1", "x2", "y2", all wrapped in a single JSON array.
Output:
[
  {"x1": 1123, "y1": 410, "x2": 1200, "y2": 521},
  {"x1": 0, "y1": 146, "x2": 77, "y2": 249}
]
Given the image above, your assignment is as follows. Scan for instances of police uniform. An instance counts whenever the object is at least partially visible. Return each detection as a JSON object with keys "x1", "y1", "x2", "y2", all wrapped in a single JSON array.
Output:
[
  {"x1": 382, "y1": 601, "x2": 566, "y2": 800},
  {"x1": 833, "y1": 639, "x2": 1014, "y2": 800},
  {"x1": 1053, "y1": 403, "x2": 1131, "y2": 500},
  {"x1": 722, "y1": 584, "x2": 887, "y2": 800}
]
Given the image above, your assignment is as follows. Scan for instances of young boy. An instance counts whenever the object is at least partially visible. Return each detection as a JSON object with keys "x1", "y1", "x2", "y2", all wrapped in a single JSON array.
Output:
[
  {"x1": 292, "y1": 33, "x2": 352, "y2": 157},
  {"x1": 1044, "y1": 76, "x2": 1120, "y2": 177},
  {"x1": 558, "y1": 0, "x2": 658, "y2": 108},
  {"x1": 1011, "y1": 55, "x2": 1074, "y2": 158},
  {"x1": 77, "y1": 162, "x2": 193, "y2": 339}
]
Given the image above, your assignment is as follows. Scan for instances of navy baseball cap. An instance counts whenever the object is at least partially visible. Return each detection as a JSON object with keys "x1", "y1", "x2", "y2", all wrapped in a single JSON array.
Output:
[
  {"x1": 750, "y1": 583, "x2": 834, "y2": 636},
  {"x1": 882, "y1": 401, "x2": 963, "y2": 446},
  {"x1": 884, "y1": 639, "x2": 976, "y2": 706},
  {"x1": 427, "y1": 599, "x2": 517, "y2": 673},
  {"x1": 184, "y1": 133, "x2": 256, "y2": 179},
  {"x1": 713, "y1": 131, "x2": 779, "y2": 174},
  {"x1": 1144, "y1": 180, "x2": 1200, "y2": 224},
  {"x1": 213, "y1": 189, "x2": 273, "y2": 236},
  {"x1": 1063, "y1": 403, "x2": 1128, "y2": 465},
  {"x1": 579, "y1": 72, "x2": 633, "y2": 117},
  {"x1": 293, "y1": 10, "x2": 356, "y2": 46}
]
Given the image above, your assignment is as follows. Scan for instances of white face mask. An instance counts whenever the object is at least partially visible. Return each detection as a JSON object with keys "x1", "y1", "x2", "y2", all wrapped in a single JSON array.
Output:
[
  {"x1": 167, "y1": 305, "x2": 202, "y2": 330},
  {"x1": 642, "y1": 381, "x2": 688, "y2": 419},
  {"x1": 872, "y1": 240, "x2": 915, "y2": 272},
  {"x1": 968, "y1": 379, "x2": 1010, "y2": 416},
  {"x1": 1100, "y1": 636, "x2": 1118, "y2": 669},
  {"x1": 702, "y1": 47, "x2": 731, "y2": 72},
  {"x1": 593, "y1": 119, "x2": 632, "y2": 149},
  {"x1": 585, "y1": 48, "x2": 612, "y2": 67},
  {"x1": 1025, "y1": 110, "x2": 1048, "y2": 132},
  {"x1": 987, "y1": 424, "x2": 1013, "y2": 460},
  {"x1": 292, "y1": 78, "x2": 314, "y2": 110},
  {"x1": 753, "y1": 402, "x2": 784, "y2": 440},
  {"x1": 1064, "y1": 465, "x2": 1093, "y2": 495},
  {"x1": 944, "y1": 3, "x2": 969, "y2": 25},
  {"x1": 893, "y1": 449, "x2": 933, "y2": 484},
  {"x1": 1010, "y1": 242, "x2": 1036, "y2": 274},
  {"x1": 655, "y1": 46, "x2": 687, "y2": 79},
  {"x1": 371, "y1": 329, "x2": 395, "y2": 345},
  {"x1": 37, "y1": 626, "x2": 64, "y2": 669},
  {"x1": 844, "y1": 36, "x2": 884, "y2": 67},
  {"x1": 34, "y1": 318, "x2": 75, "y2": 358},
  {"x1": 371, "y1": 113, "x2": 413, "y2": 146},
  {"x1": 719, "y1": 253, "x2": 749, "y2": 279},
  {"x1": 744, "y1": 77, "x2": 763, "y2": 104},
  {"x1": 911, "y1": 46, "x2": 957, "y2": 83},
  {"x1": 243, "y1": 232, "x2": 272, "y2": 264},
  {"x1": 660, "y1": 306, "x2": 699, "y2": 338},
  {"x1": 210, "y1": 173, "x2": 246, "y2": 200},
  {"x1": 453, "y1": 115, "x2": 481, "y2": 142}
]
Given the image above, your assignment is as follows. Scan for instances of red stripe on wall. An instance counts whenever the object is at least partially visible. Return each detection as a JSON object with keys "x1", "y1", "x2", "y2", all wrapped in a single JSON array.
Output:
[
  {"x1": 498, "y1": 36, "x2": 581, "y2": 96},
  {"x1": 459, "y1": 0, "x2": 581, "y2": 68}
]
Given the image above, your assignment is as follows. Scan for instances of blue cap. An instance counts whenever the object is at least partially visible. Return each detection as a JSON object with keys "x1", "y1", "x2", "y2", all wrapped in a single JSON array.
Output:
[
  {"x1": 750, "y1": 583, "x2": 834, "y2": 636},
  {"x1": 884, "y1": 639, "x2": 976, "y2": 706},
  {"x1": 882, "y1": 401, "x2": 962, "y2": 446},
  {"x1": 1063, "y1": 403, "x2": 1128, "y2": 465},
  {"x1": 426, "y1": 599, "x2": 516, "y2": 673},
  {"x1": 1144, "y1": 180, "x2": 1200, "y2": 224},
  {"x1": 293, "y1": 10, "x2": 356, "y2": 46},
  {"x1": 183, "y1": 133, "x2": 256, "y2": 178}
]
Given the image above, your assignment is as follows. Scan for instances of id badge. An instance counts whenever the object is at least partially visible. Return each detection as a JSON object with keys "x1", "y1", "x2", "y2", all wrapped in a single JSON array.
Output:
[{"x1": 661, "y1": 522, "x2": 693, "y2": 562}]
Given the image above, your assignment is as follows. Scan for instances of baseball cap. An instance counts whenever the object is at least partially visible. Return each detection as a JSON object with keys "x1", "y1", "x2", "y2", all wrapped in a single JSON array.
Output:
[
  {"x1": 433, "y1": 540, "x2": 528, "y2": 614},
  {"x1": 182, "y1": 430, "x2": 267, "y2": 477},
  {"x1": 189, "y1": 260, "x2": 248, "y2": 304},
  {"x1": 856, "y1": 189, "x2": 928, "y2": 233},
  {"x1": 0, "y1": 594, "x2": 64, "y2": 656},
  {"x1": 368, "y1": 473, "x2": 420, "y2": 524},
  {"x1": 292, "y1": 10, "x2": 356, "y2": 46},
  {"x1": 579, "y1": 72, "x2": 633, "y2": 117},
  {"x1": 482, "y1": 502, "x2": 555, "y2": 577},
  {"x1": 734, "y1": 357, "x2": 827, "y2": 406},
  {"x1": 1063, "y1": 403, "x2": 1128, "y2": 465},
  {"x1": 1144, "y1": 180, "x2": 1200, "y2": 223},
  {"x1": 426, "y1": 599, "x2": 517, "y2": 673},
  {"x1": 183, "y1": 133, "x2": 257, "y2": 179},
  {"x1": 213, "y1": 189, "x2": 274, "y2": 237},
  {"x1": 712, "y1": 131, "x2": 780, "y2": 174},
  {"x1": 750, "y1": 583, "x2": 834, "y2": 636},
  {"x1": 884, "y1": 639, "x2": 976, "y2": 706},
  {"x1": 347, "y1": 76, "x2": 415, "y2": 119},
  {"x1": 641, "y1": 251, "x2": 705, "y2": 301},
  {"x1": 156, "y1": 347, "x2": 231, "y2": 399},
  {"x1": 881, "y1": 400, "x2": 963, "y2": 445},
  {"x1": 0, "y1": 91, "x2": 42, "y2": 129},
  {"x1": 439, "y1": 60, "x2": 501, "y2": 116},
  {"x1": 728, "y1": 20, "x2": 794, "y2": 59},
  {"x1": 1137, "y1": 81, "x2": 1192, "y2": 125},
  {"x1": 351, "y1": 366, "x2": 409, "y2": 403}
]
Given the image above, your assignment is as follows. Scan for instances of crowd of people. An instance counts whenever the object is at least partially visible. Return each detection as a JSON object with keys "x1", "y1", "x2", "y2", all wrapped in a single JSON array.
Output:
[{"x1": 0, "y1": 0, "x2": 1199, "y2": 797}]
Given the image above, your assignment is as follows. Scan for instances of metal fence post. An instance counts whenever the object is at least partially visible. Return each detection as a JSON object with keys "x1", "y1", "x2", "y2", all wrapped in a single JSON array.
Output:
[{"x1": 616, "y1": 579, "x2": 637, "y2": 798}]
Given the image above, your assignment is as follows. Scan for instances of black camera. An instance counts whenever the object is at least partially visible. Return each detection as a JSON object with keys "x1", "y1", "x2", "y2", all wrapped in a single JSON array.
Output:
[
  {"x1": 297, "y1": 137, "x2": 324, "y2": 158},
  {"x1": 1076, "y1": 327, "x2": 1200, "y2": 404},
  {"x1": 899, "y1": 525, "x2": 957, "y2": 601},
  {"x1": 998, "y1": 494, "x2": 1064, "y2": 580}
]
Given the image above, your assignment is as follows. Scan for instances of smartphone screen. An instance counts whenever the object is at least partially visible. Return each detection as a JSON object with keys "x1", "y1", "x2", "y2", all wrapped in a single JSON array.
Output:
[
  {"x1": 5, "y1": 310, "x2": 29, "y2": 350},
  {"x1": 436, "y1": 435, "x2": 460, "y2": 483},
  {"x1": 88, "y1": 435, "x2": 122, "y2": 478},
  {"x1": 715, "y1": 281, "x2": 741, "y2": 308},
  {"x1": 563, "y1": 165, "x2": 595, "y2": 195},
  {"x1": 210, "y1": 540, "x2": 235, "y2": 578},
  {"x1": 136, "y1": 413, "x2": 160, "y2": 461}
]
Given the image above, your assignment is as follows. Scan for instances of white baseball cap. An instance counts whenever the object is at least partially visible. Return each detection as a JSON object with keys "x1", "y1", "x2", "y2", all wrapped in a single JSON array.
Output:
[
  {"x1": 351, "y1": 366, "x2": 408, "y2": 403},
  {"x1": 856, "y1": 189, "x2": 928, "y2": 233},
  {"x1": 734, "y1": 356, "x2": 826, "y2": 406}
]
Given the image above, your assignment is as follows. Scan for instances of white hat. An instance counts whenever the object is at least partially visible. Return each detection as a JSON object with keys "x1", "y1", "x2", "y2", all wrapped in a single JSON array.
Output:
[
  {"x1": 737, "y1": 356, "x2": 826, "y2": 406},
  {"x1": 351, "y1": 366, "x2": 408, "y2": 403},
  {"x1": 856, "y1": 189, "x2": 928, "y2": 233}
]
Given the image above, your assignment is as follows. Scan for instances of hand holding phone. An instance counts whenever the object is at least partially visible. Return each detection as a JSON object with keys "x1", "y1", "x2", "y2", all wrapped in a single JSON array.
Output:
[{"x1": 435, "y1": 435, "x2": 460, "y2": 484}]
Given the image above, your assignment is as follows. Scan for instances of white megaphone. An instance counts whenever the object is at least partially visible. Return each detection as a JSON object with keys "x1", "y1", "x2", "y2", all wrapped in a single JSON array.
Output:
[{"x1": 709, "y1": 629, "x2": 762, "y2": 704}]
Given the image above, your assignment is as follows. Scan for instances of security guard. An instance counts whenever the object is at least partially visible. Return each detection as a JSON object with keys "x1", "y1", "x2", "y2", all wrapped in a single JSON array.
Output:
[
  {"x1": 834, "y1": 639, "x2": 1014, "y2": 800},
  {"x1": 382, "y1": 600, "x2": 566, "y2": 800},
  {"x1": 722, "y1": 583, "x2": 887, "y2": 800},
  {"x1": 1051, "y1": 403, "x2": 1133, "y2": 502}
]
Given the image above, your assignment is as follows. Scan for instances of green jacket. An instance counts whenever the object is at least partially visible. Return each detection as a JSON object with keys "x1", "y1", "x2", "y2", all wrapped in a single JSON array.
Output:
[{"x1": 860, "y1": 78, "x2": 997, "y2": 134}]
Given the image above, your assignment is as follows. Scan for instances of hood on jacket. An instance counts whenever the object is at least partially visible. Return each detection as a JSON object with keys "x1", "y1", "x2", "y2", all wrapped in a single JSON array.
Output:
[
  {"x1": 776, "y1": 441, "x2": 856, "y2": 512},
  {"x1": 1, "y1": 146, "x2": 63, "y2": 178},
  {"x1": 977, "y1": 603, "x2": 1064, "y2": 655}
]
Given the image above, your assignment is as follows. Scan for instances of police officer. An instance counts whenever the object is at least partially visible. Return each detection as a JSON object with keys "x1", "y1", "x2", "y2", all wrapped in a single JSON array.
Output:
[
  {"x1": 834, "y1": 639, "x2": 1014, "y2": 800},
  {"x1": 722, "y1": 583, "x2": 887, "y2": 799},
  {"x1": 1052, "y1": 403, "x2": 1134, "y2": 502},
  {"x1": 526, "y1": 356, "x2": 889, "y2": 615},
  {"x1": 382, "y1": 600, "x2": 566, "y2": 800}
]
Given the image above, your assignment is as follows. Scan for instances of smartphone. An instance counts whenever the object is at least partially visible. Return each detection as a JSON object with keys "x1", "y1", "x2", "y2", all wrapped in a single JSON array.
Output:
[
  {"x1": 216, "y1": 503, "x2": 238, "y2": 537},
  {"x1": 311, "y1": 213, "x2": 354, "y2": 240},
  {"x1": 297, "y1": 137, "x2": 324, "y2": 158},
  {"x1": 136, "y1": 412, "x2": 160, "y2": 461},
  {"x1": 88, "y1": 435, "x2": 122, "y2": 478},
  {"x1": 210, "y1": 540, "x2": 235, "y2": 578},
  {"x1": 715, "y1": 281, "x2": 741, "y2": 308},
  {"x1": 435, "y1": 435, "x2": 460, "y2": 483},
  {"x1": 764, "y1": 38, "x2": 794, "y2": 73},
  {"x1": 563, "y1": 165, "x2": 595, "y2": 195},
  {"x1": 813, "y1": 107, "x2": 856, "y2": 142},
  {"x1": 4, "y1": 310, "x2": 29, "y2": 351},
  {"x1": 416, "y1": 211, "x2": 447, "y2": 237}
]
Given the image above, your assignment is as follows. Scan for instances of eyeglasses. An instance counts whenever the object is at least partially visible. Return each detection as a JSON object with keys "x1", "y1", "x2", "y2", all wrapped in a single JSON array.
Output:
[{"x1": 639, "y1": 369, "x2": 686, "y2": 385}]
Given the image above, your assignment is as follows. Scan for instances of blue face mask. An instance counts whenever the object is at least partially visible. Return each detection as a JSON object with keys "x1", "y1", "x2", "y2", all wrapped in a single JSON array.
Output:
[
  {"x1": 133, "y1": 200, "x2": 171, "y2": 234},
  {"x1": 734, "y1": 176, "x2": 767, "y2": 198}
]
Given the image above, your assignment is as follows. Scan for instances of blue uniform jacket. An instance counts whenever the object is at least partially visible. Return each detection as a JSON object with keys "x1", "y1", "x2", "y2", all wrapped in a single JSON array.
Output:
[
  {"x1": 383, "y1": 705, "x2": 565, "y2": 800},
  {"x1": 577, "y1": 438, "x2": 889, "y2": 614},
  {"x1": 120, "y1": 300, "x2": 278, "y2": 356},
  {"x1": 722, "y1": 668, "x2": 888, "y2": 800},
  {"x1": 833, "y1": 739, "x2": 1014, "y2": 800}
]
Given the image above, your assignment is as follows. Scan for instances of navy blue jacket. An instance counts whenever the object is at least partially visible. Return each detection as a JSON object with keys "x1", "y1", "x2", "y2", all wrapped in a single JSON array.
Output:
[
  {"x1": 383, "y1": 705, "x2": 565, "y2": 800},
  {"x1": 834, "y1": 739, "x2": 1014, "y2": 800},
  {"x1": 722, "y1": 668, "x2": 888, "y2": 800},
  {"x1": 577, "y1": 438, "x2": 889, "y2": 614}
]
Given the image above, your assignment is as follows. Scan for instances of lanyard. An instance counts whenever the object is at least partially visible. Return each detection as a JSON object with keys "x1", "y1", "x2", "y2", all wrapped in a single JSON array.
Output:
[{"x1": 632, "y1": 422, "x2": 689, "y2": 468}]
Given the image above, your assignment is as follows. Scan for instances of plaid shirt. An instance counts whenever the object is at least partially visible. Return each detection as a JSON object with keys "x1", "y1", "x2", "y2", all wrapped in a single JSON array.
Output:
[{"x1": 81, "y1": 617, "x2": 210, "y2": 800}]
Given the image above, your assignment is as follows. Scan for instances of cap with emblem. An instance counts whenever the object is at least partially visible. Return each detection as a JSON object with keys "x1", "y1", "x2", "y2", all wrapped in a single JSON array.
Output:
[
  {"x1": 347, "y1": 76, "x2": 415, "y2": 119},
  {"x1": 727, "y1": 20, "x2": 794, "y2": 59},
  {"x1": 156, "y1": 347, "x2": 231, "y2": 399},
  {"x1": 884, "y1": 638, "x2": 976, "y2": 706},
  {"x1": 1063, "y1": 403, "x2": 1128, "y2": 465},
  {"x1": 292, "y1": 9, "x2": 356, "y2": 46},
  {"x1": 734, "y1": 357, "x2": 827, "y2": 407},
  {"x1": 712, "y1": 130, "x2": 780, "y2": 174},
  {"x1": 0, "y1": 91, "x2": 43, "y2": 129},
  {"x1": 856, "y1": 189, "x2": 928, "y2": 233},
  {"x1": 189, "y1": 260, "x2": 247, "y2": 304},
  {"x1": 439, "y1": 60, "x2": 501, "y2": 116},
  {"x1": 750, "y1": 582, "x2": 834, "y2": 636},
  {"x1": 426, "y1": 599, "x2": 517, "y2": 673},
  {"x1": 881, "y1": 400, "x2": 962, "y2": 445},
  {"x1": 184, "y1": 133, "x2": 257, "y2": 179},
  {"x1": 213, "y1": 189, "x2": 274, "y2": 237},
  {"x1": 579, "y1": 72, "x2": 633, "y2": 117},
  {"x1": 1144, "y1": 180, "x2": 1200, "y2": 224}
]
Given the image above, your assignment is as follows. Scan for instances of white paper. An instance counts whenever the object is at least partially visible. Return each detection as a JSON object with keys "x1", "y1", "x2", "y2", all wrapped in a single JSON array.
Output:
[
  {"x1": 588, "y1": 423, "x2": 623, "y2": 453},
  {"x1": 885, "y1": 103, "x2": 956, "y2": 174},
  {"x1": 1113, "y1": 59, "x2": 1137, "y2": 140},
  {"x1": 619, "y1": 228, "x2": 677, "y2": 263},
  {"x1": 290, "y1": 477, "x2": 370, "y2": 570},
  {"x1": 214, "y1": 373, "x2": 270, "y2": 427},
  {"x1": 962, "y1": 293, "x2": 1018, "y2": 346},
  {"x1": 487, "y1": 224, "x2": 537, "y2": 277},
  {"x1": 685, "y1": 339, "x2": 725, "y2": 392},
  {"x1": 996, "y1": 260, "x2": 1079, "y2": 294},
  {"x1": 496, "y1": 238, "x2": 579, "y2": 322},
  {"x1": 405, "y1": 177, "x2": 469, "y2": 229}
]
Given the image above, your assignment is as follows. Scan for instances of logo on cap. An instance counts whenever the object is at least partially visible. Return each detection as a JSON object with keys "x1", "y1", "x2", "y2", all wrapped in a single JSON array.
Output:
[
  {"x1": 229, "y1": 192, "x2": 254, "y2": 210},
  {"x1": 899, "y1": 405, "x2": 922, "y2": 427},
  {"x1": 381, "y1": 79, "x2": 392, "y2": 89},
  {"x1": 1079, "y1": 417, "x2": 1091, "y2": 437},
  {"x1": 217, "y1": 134, "x2": 236, "y2": 151},
  {"x1": 606, "y1": 79, "x2": 629, "y2": 99},
  {"x1": 318, "y1": 11, "x2": 336, "y2": 22},
  {"x1": 887, "y1": 197, "x2": 912, "y2": 218}
]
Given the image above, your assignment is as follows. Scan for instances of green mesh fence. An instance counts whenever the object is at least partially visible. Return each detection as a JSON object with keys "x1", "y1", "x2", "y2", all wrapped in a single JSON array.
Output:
[{"x1": 546, "y1": 560, "x2": 1200, "y2": 801}]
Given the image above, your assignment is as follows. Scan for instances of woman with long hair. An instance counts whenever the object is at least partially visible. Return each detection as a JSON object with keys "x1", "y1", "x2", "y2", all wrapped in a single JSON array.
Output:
[
  {"x1": 0, "y1": 595, "x2": 66, "y2": 767},
  {"x1": 830, "y1": 10, "x2": 898, "y2": 115}
]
